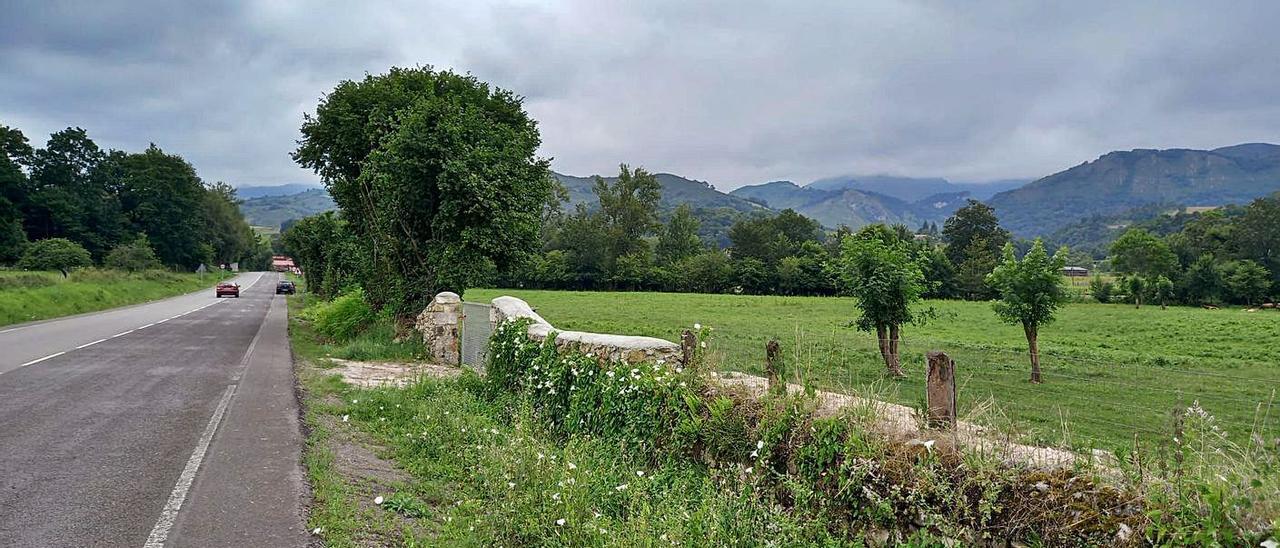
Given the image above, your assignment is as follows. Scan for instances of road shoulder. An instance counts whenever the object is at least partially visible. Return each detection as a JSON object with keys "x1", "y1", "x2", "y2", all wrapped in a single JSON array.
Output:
[{"x1": 165, "y1": 294, "x2": 313, "y2": 547}]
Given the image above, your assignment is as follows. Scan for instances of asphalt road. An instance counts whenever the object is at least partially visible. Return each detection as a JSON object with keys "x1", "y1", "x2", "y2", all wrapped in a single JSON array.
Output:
[{"x1": 0, "y1": 272, "x2": 310, "y2": 547}]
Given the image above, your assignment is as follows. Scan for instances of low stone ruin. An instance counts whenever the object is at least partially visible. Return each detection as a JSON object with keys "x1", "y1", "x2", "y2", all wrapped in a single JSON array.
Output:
[{"x1": 489, "y1": 296, "x2": 681, "y2": 364}]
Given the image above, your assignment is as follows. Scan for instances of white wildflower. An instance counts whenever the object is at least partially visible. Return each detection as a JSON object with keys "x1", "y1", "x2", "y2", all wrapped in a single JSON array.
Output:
[
  {"x1": 556, "y1": 518, "x2": 566, "y2": 526},
  {"x1": 552, "y1": 492, "x2": 561, "y2": 501},
  {"x1": 693, "y1": 323, "x2": 701, "y2": 330},
  {"x1": 615, "y1": 483, "x2": 628, "y2": 491},
  {"x1": 374, "y1": 495, "x2": 384, "y2": 505},
  {"x1": 636, "y1": 470, "x2": 645, "y2": 477},
  {"x1": 312, "y1": 527, "x2": 321, "y2": 534},
  {"x1": 757, "y1": 440, "x2": 764, "y2": 449},
  {"x1": 745, "y1": 467, "x2": 753, "y2": 474},
  {"x1": 342, "y1": 415, "x2": 349, "y2": 422},
  {"x1": 700, "y1": 341, "x2": 707, "y2": 348},
  {"x1": 507, "y1": 482, "x2": 515, "y2": 489},
  {"x1": 568, "y1": 462, "x2": 577, "y2": 470}
]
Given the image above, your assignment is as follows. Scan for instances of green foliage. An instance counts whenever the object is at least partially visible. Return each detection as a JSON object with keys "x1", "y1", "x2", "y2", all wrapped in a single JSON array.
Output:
[
  {"x1": 987, "y1": 239, "x2": 1068, "y2": 328},
  {"x1": 1088, "y1": 275, "x2": 1115, "y2": 303},
  {"x1": 280, "y1": 212, "x2": 362, "y2": 299},
  {"x1": 18, "y1": 237, "x2": 92, "y2": 271},
  {"x1": 829, "y1": 234, "x2": 930, "y2": 333},
  {"x1": 294, "y1": 66, "x2": 553, "y2": 315},
  {"x1": 1110, "y1": 228, "x2": 1178, "y2": 277},
  {"x1": 655, "y1": 203, "x2": 703, "y2": 265},
  {"x1": 104, "y1": 235, "x2": 161, "y2": 271},
  {"x1": 1219, "y1": 259, "x2": 1272, "y2": 305},
  {"x1": 2, "y1": 124, "x2": 262, "y2": 269},
  {"x1": 594, "y1": 164, "x2": 662, "y2": 265},
  {"x1": 307, "y1": 288, "x2": 376, "y2": 342},
  {"x1": 942, "y1": 199, "x2": 1009, "y2": 300}
]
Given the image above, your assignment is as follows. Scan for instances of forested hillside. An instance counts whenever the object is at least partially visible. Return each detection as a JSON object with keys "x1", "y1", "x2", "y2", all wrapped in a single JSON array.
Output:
[{"x1": 988, "y1": 144, "x2": 1280, "y2": 236}]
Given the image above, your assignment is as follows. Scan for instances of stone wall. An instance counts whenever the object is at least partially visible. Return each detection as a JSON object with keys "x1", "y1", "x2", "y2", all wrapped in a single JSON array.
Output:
[{"x1": 490, "y1": 296, "x2": 681, "y2": 364}]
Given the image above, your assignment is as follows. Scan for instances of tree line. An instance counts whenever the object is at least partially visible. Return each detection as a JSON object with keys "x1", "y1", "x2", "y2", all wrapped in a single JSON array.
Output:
[
  {"x1": 1099, "y1": 194, "x2": 1280, "y2": 307},
  {"x1": 0, "y1": 124, "x2": 270, "y2": 271}
]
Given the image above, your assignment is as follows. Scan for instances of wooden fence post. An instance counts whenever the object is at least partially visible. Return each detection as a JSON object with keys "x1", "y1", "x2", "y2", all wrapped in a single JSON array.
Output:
[
  {"x1": 680, "y1": 329, "x2": 697, "y2": 367},
  {"x1": 925, "y1": 351, "x2": 956, "y2": 429},
  {"x1": 765, "y1": 339, "x2": 783, "y2": 395}
]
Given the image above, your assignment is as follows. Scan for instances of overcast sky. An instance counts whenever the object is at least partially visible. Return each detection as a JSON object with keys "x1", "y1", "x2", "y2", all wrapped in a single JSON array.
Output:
[{"x1": 3, "y1": 1, "x2": 1278, "y2": 190}]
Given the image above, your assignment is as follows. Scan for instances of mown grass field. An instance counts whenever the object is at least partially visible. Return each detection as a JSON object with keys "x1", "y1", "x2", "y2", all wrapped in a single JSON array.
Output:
[
  {"x1": 466, "y1": 289, "x2": 1280, "y2": 451},
  {"x1": 0, "y1": 269, "x2": 232, "y2": 327}
]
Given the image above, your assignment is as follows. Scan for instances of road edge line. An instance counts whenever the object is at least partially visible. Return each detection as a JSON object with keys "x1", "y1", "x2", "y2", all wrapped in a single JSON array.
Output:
[{"x1": 142, "y1": 383, "x2": 237, "y2": 548}]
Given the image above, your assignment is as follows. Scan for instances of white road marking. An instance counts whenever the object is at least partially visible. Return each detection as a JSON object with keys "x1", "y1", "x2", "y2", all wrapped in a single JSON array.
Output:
[
  {"x1": 20, "y1": 351, "x2": 65, "y2": 367},
  {"x1": 143, "y1": 384, "x2": 238, "y2": 548},
  {"x1": 138, "y1": 323, "x2": 155, "y2": 329},
  {"x1": 75, "y1": 338, "x2": 108, "y2": 350},
  {"x1": 111, "y1": 330, "x2": 135, "y2": 338}
]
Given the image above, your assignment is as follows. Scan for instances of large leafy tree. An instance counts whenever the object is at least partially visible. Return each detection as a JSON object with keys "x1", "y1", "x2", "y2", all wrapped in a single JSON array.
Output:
[
  {"x1": 23, "y1": 128, "x2": 128, "y2": 259},
  {"x1": 987, "y1": 239, "x2": 1067, "y2": 383},
  {"x1": 0, "y1": 125, "x2": 31, "y2": 263},
  {"x1": 113, "y1": 145, "x2": 209, "y2": 268},
  {"x1": 1109, "y1": 228, "x2": 1178, "y2": 278},
  {"x1": 942, "y1": 199, "x2": 1009, "y2": 300},
  {"x1": 655, "y1": 204, "x2": 703, "y2": 266},
  {"x1": 593, "y1": 164, "x2": 661, "y2": 275},
  {"x1": 1230, "y1": 195, "x2": 1280, "y2": 291},
  {"x1": 830, "y1": 232, "x2": 931, "y2": 377},
  {"x1": 294, "y1": 67, "x2": 553, "y2": 314}
]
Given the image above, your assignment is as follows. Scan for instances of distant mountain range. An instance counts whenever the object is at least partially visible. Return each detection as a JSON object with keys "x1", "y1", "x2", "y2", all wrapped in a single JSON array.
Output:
[
  {"x1": 238, "y1": 143, "x2": 1280, "y2": 244},
  {"x1": 728, "y1": 176, "x2": 1021, "y2": 229},
  {"x1": 553, "y1": 172, "x2": 763, "y2": 213},
  {"x1": 987, "y1": 143, "x2": 1280, "y2": 236}
]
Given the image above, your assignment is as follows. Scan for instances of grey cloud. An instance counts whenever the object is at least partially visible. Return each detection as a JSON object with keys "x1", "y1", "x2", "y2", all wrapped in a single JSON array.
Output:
[{"x1": 2, "y1": 0, "x2": 1278, "y2": 190}]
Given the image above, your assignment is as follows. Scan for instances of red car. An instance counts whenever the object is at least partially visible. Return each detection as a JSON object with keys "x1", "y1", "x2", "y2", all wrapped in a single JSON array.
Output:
[{"x1": 215, "y1": 282, "x2": 240, "y2": 298}]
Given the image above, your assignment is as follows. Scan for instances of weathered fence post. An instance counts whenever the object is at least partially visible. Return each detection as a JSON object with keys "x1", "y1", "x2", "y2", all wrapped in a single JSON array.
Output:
[
  {"x1": 925, "y1": 351, "x2": 956, "y2": 429},
  {"x1": 765, "y1": 339, "x2": 784, "y2": 395},
  {"x1": 680, "y1": 329, "x2": 697, "y2": 367}
]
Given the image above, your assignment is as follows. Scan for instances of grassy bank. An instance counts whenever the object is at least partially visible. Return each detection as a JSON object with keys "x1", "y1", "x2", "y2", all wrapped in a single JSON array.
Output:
[
  {"x1": 464, "y1": 289, "x2": 1280, "y2": 450},
  {"x1": 0, "y1": 268, "x2": 233, "y2": 327}
]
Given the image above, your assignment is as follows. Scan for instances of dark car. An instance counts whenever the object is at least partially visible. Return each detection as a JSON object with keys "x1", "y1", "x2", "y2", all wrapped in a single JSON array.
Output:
[
  {"x1": 215, "y1": 282, "x2": 240, "y2": 298},
  {"x1": 276, "y1": 280, "x2": 296, "y2": 295}
]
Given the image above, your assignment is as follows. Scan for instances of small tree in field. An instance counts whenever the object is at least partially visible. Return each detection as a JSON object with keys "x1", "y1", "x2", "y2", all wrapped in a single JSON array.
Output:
[
  {"x1": 1153, "y1": 275, "x2": 1174, "y2": 310},
  {"x1": 829, "y1": 231, "x2": 930, "y2": 378},
  {"x1": 987, "y1": 239, "x2": 1067, "y2": 384},
  {"x1": 1124, "y1": 275, "x2": 1146, "y2": 308}
]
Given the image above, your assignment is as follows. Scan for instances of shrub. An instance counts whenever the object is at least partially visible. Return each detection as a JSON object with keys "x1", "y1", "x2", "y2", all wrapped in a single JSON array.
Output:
[
  {"x1": 104, "y1": 235, "x2": 162, "y2": 272},
  {"x1": 1088, "y1": 275, "x2": 1114, "y2": 303},
  {"x1": 18, "y1": 238, "x2": 93, "y2": 271},
  {"x1": 310, "y1": 288, "x2": 375, "y2": 342}
]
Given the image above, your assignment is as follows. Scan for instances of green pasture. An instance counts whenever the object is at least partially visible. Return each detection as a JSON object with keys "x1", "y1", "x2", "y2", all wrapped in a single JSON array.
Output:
[{"x1": 466, "y1": 288, "x2": 1280, "y2": 451}]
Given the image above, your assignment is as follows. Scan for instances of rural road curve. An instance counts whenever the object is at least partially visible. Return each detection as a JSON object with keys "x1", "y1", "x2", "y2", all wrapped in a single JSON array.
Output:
[{"x1": 0, "y1": 272, "x2": 310, "y2": 547}]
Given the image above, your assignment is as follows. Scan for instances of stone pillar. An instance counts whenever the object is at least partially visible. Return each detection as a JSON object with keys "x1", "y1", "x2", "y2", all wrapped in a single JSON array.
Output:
[
  {"x1": 415, "y1": 292, "x2": 461, "y2": 365},
  {"x1": 925, "y1": 351, "x2": 957, "y2": 429}
]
